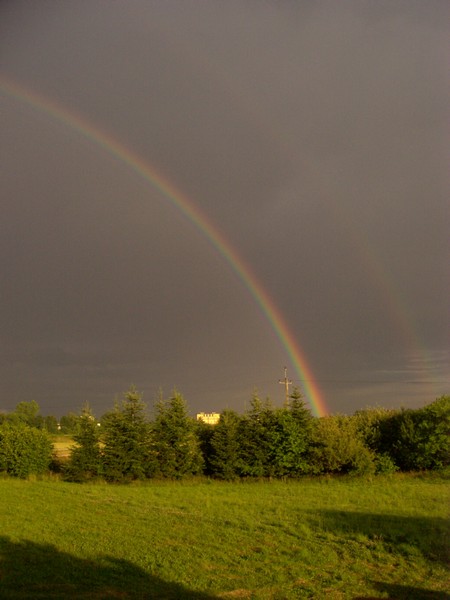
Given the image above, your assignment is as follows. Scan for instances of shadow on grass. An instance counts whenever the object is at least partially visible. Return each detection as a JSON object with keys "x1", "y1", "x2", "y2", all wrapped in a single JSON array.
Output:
[
  {"x1": 353, "y1": 580, "x2": 450, "y2": 599},
  {"x1": 0, "y1": 536, "x2": 217, "y2": 599},
  {"x1": 308, "y1": 510, "x2": 449, "y2": 566}
]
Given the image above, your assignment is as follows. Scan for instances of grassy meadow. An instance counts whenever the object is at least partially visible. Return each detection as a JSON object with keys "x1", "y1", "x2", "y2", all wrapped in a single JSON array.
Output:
[{"x1": 0, "y1": 473, "x2": 448, "y2": 599}]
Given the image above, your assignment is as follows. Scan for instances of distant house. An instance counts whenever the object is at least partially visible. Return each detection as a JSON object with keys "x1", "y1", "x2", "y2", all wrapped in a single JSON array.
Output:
[{"x1": 196, "y1": 412, "x2": 220, "y2": 425}]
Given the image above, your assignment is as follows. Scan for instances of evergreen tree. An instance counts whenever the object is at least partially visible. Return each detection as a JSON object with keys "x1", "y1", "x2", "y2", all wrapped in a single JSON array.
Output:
[
  {"x1": 268, "y1": 409, "x2": 313, "y2": 477},
  {"x1": 64, "y1": 404, "x2": 102, "y2": 482},
  {"x1": 102, "y1": 386, "x2": 152, "y2": 482},
  {"x1": 195, "y1": 419, "x2": 216, "y2": 476},
  {"x1": 289, "y1": 387, "x2": 313, "y2": 427},
  {"x1": 209, "y1": 410, "x2": 242, "y2": 479},
  {"x1": 237, "y1": 389, "x2": 314, "y2": 478},
  {"x1": 237, "y1": 392, "x2": 276, "y2": 477},
  {"x1": 151, "y1": 390, "x2": 203, "y2": 478}
]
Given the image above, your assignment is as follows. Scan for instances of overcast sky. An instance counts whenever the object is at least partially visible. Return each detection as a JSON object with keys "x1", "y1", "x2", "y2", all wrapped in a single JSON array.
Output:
[{"x1": 1, "y1": 1, "x2": 449, "y2": 418}]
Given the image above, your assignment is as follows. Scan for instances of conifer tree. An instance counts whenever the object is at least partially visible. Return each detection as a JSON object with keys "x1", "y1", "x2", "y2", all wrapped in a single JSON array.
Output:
[
  {"x1": 195, "y1": 419, "x2": 215, "y2": 476},
  {"x1": 209, "y1": 410, "x2": 242, "y2": 479},
  {"x1": 235, "y1": 389, "x2": 316, "y2": 478},
  {"x1": 151, "y1": 389, "x2": 203, "y2": 478},
  {"x1": 238, "y1": 391, "x2": 276, "y2": 477},
  {"x1": 102, "y1": 386, "x2": 152, "y2": 482},
  {"x1": 289, "y1": 387, "x2": 313, "y2": 428},
  {"x1": 64, "y1": 404, "x2": 102, "y2": 481}
]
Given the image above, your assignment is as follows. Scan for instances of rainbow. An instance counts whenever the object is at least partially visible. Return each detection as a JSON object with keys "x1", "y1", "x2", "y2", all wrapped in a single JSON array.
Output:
[{"x1": 0, "y1": 76, "x2": 328, "y2": 416}]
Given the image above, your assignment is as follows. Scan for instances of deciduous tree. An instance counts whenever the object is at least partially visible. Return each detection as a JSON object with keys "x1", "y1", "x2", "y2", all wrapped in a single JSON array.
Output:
[
  {"x1": 0, "y1": 422, "x2": 53, "y2": 478},
  {"x1": 310, "y1": 414, "x2": 375, "y2": 475},
  {"x1": 377, "y1": 396, "x2": 450, "y2": 471},
  {"x1": 11, "y1": 400, "x2": 40, "y2": 427}
]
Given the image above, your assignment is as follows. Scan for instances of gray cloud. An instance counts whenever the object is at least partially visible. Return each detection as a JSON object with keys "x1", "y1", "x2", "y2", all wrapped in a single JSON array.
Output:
[{"x1": 1, "y1": 1, "x2": 448, "y2": 416}]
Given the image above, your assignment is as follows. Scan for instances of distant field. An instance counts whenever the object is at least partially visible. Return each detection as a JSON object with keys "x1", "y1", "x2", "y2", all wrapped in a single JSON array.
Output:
[
  {"x1": 51, "y1": 435, "x2": 74, "y2": 460},
  {"x1": 0, "y1": 473, "x2": 448, "y2": 599}
]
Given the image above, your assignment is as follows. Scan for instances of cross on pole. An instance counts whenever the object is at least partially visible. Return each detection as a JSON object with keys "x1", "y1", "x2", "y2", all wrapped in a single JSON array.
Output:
[{"x1": 279, "y1": 366, "x2": 293, "y2": 407}]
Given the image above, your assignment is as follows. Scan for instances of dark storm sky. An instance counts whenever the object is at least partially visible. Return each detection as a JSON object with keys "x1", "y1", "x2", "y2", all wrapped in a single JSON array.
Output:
[{"x1": 1, "y1": 1, "x2": 448, "y2": 417}]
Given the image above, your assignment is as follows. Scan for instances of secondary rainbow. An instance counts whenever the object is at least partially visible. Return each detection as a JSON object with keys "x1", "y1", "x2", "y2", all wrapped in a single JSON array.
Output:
[{"x1": 1, "y1": 76, "x2": 328, "y2": 416}]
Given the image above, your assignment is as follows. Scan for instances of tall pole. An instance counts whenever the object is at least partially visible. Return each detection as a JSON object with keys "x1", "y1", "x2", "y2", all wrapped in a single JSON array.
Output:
[{"x1": 279, "y1": 366, "x2": 293, "y2": 407}]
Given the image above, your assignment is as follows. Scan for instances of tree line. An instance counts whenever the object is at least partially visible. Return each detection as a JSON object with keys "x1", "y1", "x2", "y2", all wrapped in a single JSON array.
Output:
[{"x1": 0, "y1": 389, "x2": 448, "y2": 481}]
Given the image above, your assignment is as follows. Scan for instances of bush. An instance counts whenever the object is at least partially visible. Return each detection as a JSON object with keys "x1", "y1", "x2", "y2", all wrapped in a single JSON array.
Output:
[
  {"x1": 309, "y1": 415, "x2": 376, "y2": 476},
  {"x1": 0, "y1": 423, "x2": 53, "y2": 478},
  {"x1": 375, "y1": 453, "x2": 399, "y2": 475},
  {"x1": 377, "y1": 396, "x2": 450, "y2": 471}
]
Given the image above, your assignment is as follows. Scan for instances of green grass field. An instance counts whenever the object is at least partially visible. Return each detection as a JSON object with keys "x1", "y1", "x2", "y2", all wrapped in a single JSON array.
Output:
[{"x1": 0, "y1": 473, "x2": 448, "y2": 599}]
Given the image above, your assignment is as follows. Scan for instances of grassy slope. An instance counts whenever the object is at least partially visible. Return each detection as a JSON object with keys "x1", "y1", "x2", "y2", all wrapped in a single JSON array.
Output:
[{"x1": 0, "y1": 473, "x2": 448, "y2": 599}]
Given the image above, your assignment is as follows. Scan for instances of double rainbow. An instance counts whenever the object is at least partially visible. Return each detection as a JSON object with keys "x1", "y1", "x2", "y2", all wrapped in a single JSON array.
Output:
[{"x1": 1, "y1": 76, "x2": 328, "y2": 416}]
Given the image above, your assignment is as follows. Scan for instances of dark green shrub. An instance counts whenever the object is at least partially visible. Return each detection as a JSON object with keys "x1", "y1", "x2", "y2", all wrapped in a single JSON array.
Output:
[
  {"x1": 59, "y1": 413, "x2": 79, "y2": 434},
  {"x1": 309, "y1": 415, "x2": 376, "y2": 476},
  {"x1": 378, "y1": 396, "x2": 450, "y2": 471},
  {"x1": 375, "y1": 453, "x2": 399, "y2": 474},
  {"x1": 0, "y1": 423, "x2": 53, "y2": 478}
]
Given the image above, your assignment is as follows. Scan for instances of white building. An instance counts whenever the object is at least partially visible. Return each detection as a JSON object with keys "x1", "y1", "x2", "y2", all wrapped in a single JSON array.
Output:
[{"x1": 196, "y1": 412, "x2": 220, "y2": 425}]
